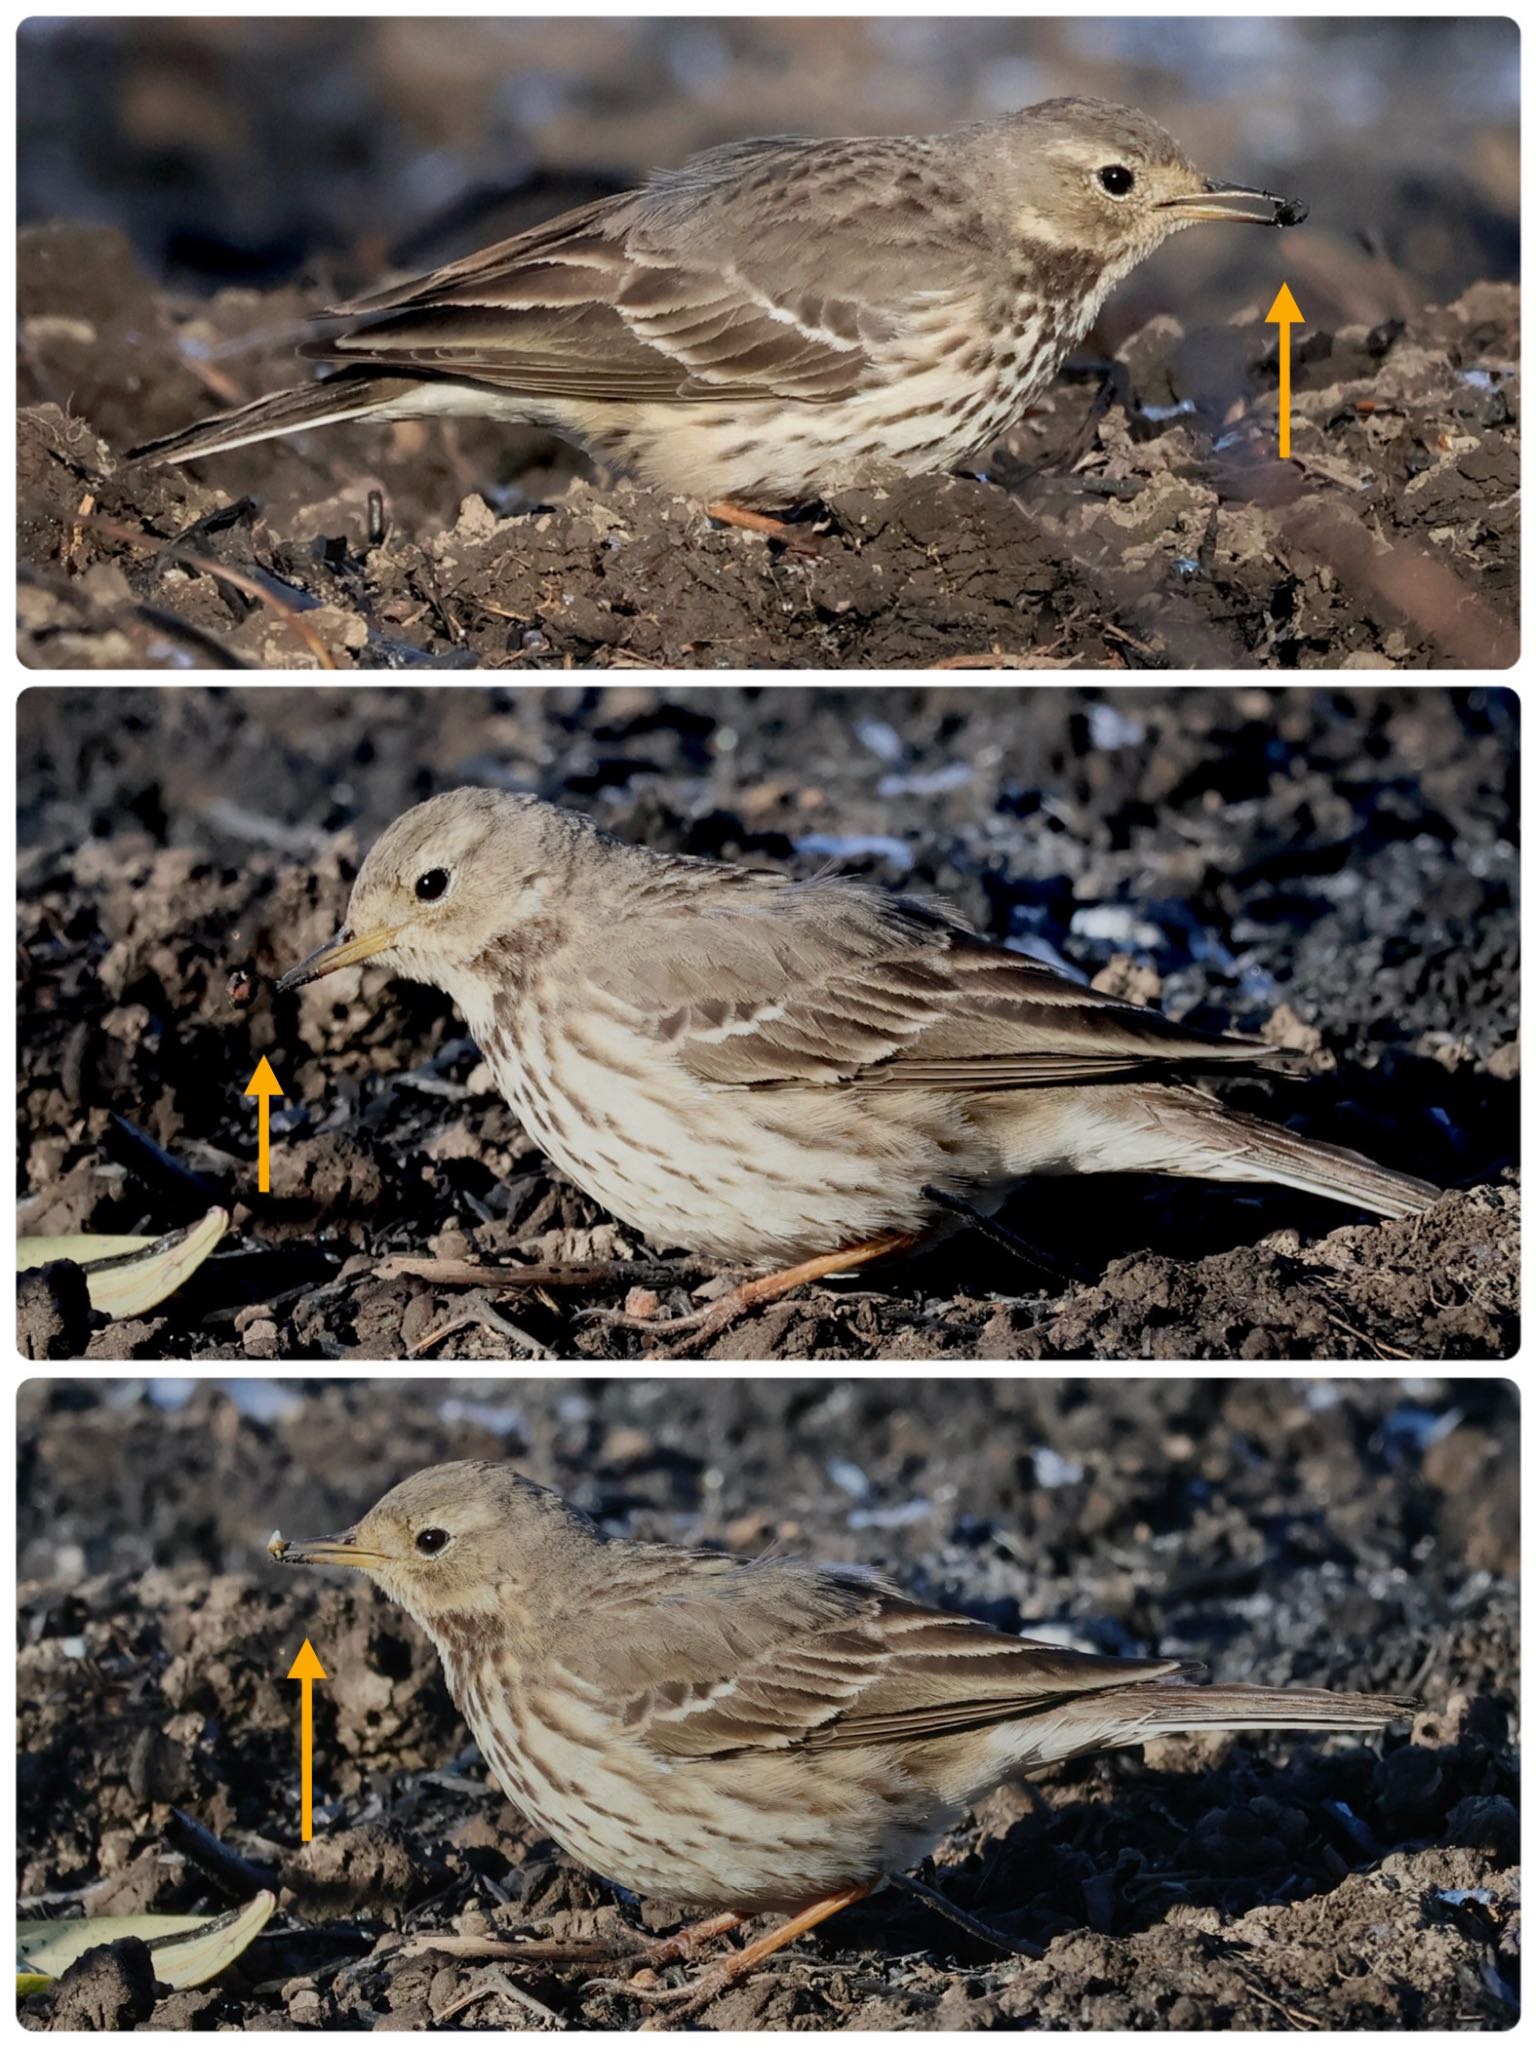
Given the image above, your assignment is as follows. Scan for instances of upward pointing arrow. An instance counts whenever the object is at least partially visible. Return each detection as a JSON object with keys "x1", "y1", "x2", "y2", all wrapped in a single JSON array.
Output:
[
  {"x1": 1264, "y1": 283, "x2": 1305, "y2": 460},
  {"x1": 285, "y1": 1638, "x2": 328, "y2": 1842},
  {"x1": 244, "y1": 1056, "x2": 285, "y2": 1194}
]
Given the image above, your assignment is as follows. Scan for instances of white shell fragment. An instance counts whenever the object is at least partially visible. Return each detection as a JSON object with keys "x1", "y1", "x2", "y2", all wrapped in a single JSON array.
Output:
[
  {"x1": 16, "y1": 1206, "x2": 229, "y2": 1320},
  {"x1": 16, "y1": 1890, "x2": 276, "y2": 1992}
]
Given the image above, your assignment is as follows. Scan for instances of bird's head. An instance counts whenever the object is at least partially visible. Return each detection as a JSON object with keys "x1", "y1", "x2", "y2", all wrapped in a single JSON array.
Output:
[
  {"x1": 270, "y1": 1459, "x2": 602, "y2": 1629},
  {"x1": 277, "y1": 787, "x2": 569, "y2": 1000},
  {"x1": 992, "y1": 97, "x2": 1305, "y2": 275}
]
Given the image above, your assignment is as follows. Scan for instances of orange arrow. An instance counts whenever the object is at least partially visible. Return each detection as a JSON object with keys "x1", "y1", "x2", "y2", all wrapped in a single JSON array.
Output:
[
  {"x1": 1264, "y1": 283, "x2": 1304, "y2": 460},
  {"x1": 244, "y1": 1056, "x2": 285, "y2": 1193},
  {"x1": 285, "y1": 1638, "x2": 328, "y2": 1841}
]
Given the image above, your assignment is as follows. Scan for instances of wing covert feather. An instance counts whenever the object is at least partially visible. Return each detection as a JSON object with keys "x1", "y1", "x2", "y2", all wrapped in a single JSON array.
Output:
[
  {"x1": 582, "y1": 875, "x2": 1278, "y2": 1091},
  {"x1": 558, "y1": 1561, "x2": 1189, "y2": 1759}
]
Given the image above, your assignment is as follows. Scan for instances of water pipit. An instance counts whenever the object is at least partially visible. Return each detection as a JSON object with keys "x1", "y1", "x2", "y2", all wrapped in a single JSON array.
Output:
[
  {"x1": 275, "y1": 789, "x2": 1437, "y2": 1342},
  {"x1": 271, "y1": 1460, "x2": 1414, "y2": 2013},
  {"x1": 132, "y1": 97, "x2": 1304, "y2": 540}
]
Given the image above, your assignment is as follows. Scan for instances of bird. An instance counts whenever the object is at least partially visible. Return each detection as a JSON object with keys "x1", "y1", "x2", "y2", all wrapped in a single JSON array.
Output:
[
  {"x1": 274, "y1": 788, "x2": 1438, "y2": 1335},
  {"x1": 131, "y1": 97, "x2": 1306, "y2": 536},
  {"x1": 269, "y1": 1458, "x2": 1415, "y2": 2011}
]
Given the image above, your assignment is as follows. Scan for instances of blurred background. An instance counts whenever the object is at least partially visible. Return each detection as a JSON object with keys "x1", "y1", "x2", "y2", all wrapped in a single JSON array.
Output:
[
  {"x1": 18, "y1": 15, "x2": 1519, "y2": 338},
  {"x1": 19, "y1": 1375, "x2": 1516, "y2": 1669}
]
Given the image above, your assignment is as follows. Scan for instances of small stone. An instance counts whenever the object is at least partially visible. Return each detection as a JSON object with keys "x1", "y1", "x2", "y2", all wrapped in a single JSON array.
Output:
[
  {"x1": 1089, "y1": 953, "x2": 1161, "y2": 1006},
  {"x1": 241, "y1": 1317, "x2": 279, "y2": 1361},
  {"x1": 283, "y1": 1982, "x2": 325, "y2": 2025},
  {"x1": 1487, "y1": 1038, "x2": 1519, "y2": 1079},
  {"x1": 1262, "y1": 1001, "x2": 1325, "y2": 1057}
]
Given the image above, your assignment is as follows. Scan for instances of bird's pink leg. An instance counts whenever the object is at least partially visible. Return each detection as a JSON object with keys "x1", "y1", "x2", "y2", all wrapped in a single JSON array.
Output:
[{"x1": 717, "y1": 1883, "x2": 876, "y2": 1971}]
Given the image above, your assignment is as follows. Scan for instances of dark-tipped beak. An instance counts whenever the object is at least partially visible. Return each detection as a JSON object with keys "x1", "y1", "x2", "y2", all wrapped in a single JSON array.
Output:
[
  {"x1": 269, "y1": 1527, "x2": 388, "y2": 1569},
  {"x1": 275, "y1": 923, "x2": 400, "y2": 992},
  {"x1": 1159, "y1": 180, "x2": 1308, "y2": 228}
]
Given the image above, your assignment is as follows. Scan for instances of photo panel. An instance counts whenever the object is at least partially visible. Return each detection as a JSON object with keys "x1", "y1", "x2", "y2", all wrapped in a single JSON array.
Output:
[
  {"x1": 17, "y1": 15, "x2": 1518, "y2": 670},
  {"x1": 15, "y1": 1374, "x2": 1519, "y2": 2030},
  {"x1": 16, "y1": 683, "x2": 1516, "y2": 1364}
]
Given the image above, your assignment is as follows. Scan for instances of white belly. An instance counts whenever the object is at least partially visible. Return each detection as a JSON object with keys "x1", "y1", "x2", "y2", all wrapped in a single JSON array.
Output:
[{"x1": 445, "y1": 975, "x2": 970, "y2": 1263}]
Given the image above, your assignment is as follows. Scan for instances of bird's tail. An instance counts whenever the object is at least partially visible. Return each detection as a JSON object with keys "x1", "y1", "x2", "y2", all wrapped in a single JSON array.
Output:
[
  {"x1": 1121, "y1": 1681, "x2": 1417, "y2": 1743},
  {"x1": 1114, "y1": 1085, "x2": 1440, "y2": 1220},
  {"x1": 127, "y1": 371, "x2": 419, "y2": 466},
  {"x1": 1021, "y1": 1673, "x2": 1416, "y2": 1775}
]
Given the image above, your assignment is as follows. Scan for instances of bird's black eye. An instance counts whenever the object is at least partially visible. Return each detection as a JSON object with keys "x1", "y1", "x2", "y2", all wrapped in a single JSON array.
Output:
[
  {"x1": 415, "y1": 1527, "x2": 450, "y2": 1556},
  {"x1": 415, "y1": 869, "x2": 450, "y2": 902},
  {"x1": 1098, "y1": 164, "x2": 1135, "y2": 197}
]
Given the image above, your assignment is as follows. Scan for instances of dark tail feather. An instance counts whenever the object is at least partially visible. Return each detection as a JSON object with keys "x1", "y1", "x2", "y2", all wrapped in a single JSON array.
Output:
[
  {"x1": 127, "y1": 372, "x2": 416, "y2": 466},
  {"x1": 1128, "y1": 1682, "x2": 1417, "y2": 1741},
  {"x1": 1147, "y1": 1088, "x2": 1440, "y2": 1220}
]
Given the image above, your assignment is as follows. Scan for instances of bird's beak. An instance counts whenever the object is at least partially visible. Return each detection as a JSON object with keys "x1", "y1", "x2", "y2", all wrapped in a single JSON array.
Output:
[
  {"x1": 1159, "y1": 180, "x2": 1308, "y2": 228},
  {"x1": 269, "y1": 1528, "x2": 389, "y2": 1569},
  {"x1": 276, "y1": 923, "x2": 400, "y2": 991}
]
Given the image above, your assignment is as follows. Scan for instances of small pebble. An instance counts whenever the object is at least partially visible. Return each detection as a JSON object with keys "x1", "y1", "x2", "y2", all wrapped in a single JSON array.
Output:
[
  {"x1": 226, "y1": 968, "x2": 256, "y2": 1008},
  {"x1": 241, "y1": 1316, "x2": 279, "y2": 1361}
]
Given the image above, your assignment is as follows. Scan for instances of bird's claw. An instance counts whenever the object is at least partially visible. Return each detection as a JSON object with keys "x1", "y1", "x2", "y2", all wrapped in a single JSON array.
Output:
[
  {"x1": 633, "y1": 1969, "x2": 737, "y2": 2028},
  {"x1": 583, "y1": 1968, "x2": 729, "y2": 2029},
  {"x1": 577, "y1": 1296, "x2": 748, "y2": 1357},
  {"x1": 579, "y1": 1969, "x2": 675, "y2": 1999}
]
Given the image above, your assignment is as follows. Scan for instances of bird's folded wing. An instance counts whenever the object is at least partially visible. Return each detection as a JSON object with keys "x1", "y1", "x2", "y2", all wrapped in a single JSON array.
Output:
[
  {"x1": 808, "y1": 1603, "x2": 1196, "y2": 1749},
  {"x1": 592, "y1": 879, "x2": 1281, "y2": 1090},
  {"x1": 562, "y1": 1567, "x2": 1192, "y2": 1759},
  {"x1": 299, "y1": 152, "x2": 912, "y2": 405}
]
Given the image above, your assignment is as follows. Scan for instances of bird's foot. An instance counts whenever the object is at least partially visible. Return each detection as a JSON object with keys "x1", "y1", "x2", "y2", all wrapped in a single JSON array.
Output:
[
  {"x1": 704, "y1": 499, "x2": 821, "y2": 557},
  {"x1": 583, "y1": 1291, "x2": 747, "y2": 1360},
  {"x1": 579, "y1": 1910, "x2": 746, "y2": 1997},
  {"x1": 584, "y1": 1965, "x2": 740, "y2": 2031},
  {"x1": 600, "y1": 1883, "x2": 875, "y2": 2026},
  {"x1": 630, "y1": 1965, "x2": 740, "y2": 2028},
  {"x1": 618, "y1": 1910, "x2": 746, "y2": 1974},
  {"x1": 581, "y1": 1233, "x2": 918, "y2": 1358}
]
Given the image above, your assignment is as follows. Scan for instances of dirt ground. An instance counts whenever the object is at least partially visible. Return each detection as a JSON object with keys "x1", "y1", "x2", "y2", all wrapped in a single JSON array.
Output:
[
  {"x1": 15, "y1": 1376, "x2": 1520, "y2": 2031},
  {"x1": 18, "y1": 227, "x2": 1519, "y2": 671},
  {"x1": 16, "y1": 684, "x2": 1518, "y2": 1363}
]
